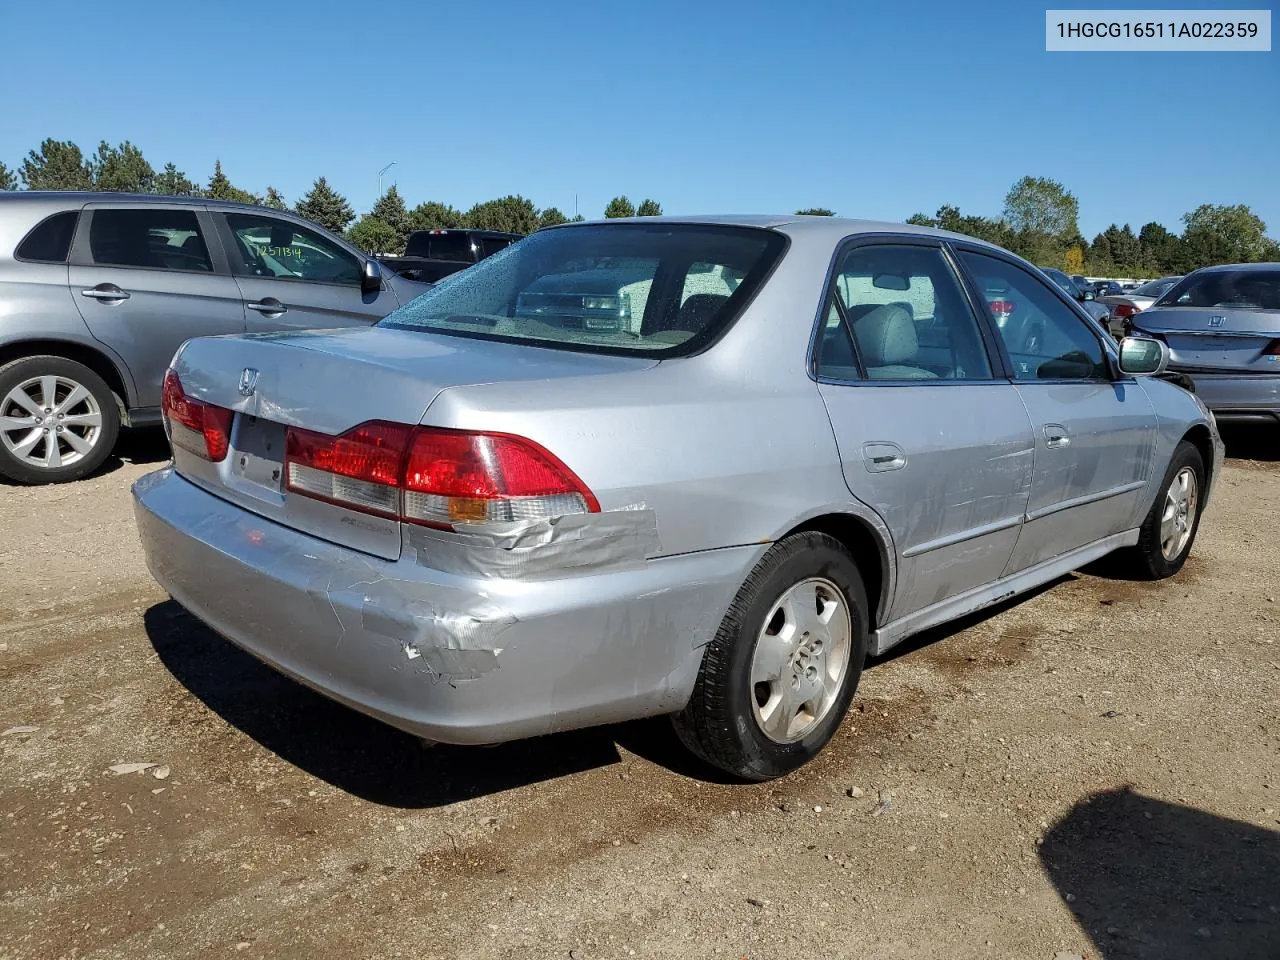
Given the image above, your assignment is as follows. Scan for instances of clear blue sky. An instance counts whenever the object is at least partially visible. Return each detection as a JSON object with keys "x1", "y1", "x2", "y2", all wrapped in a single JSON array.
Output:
[{"x1": 1, "y1": 0, "x2": 1275, "y2": 238}]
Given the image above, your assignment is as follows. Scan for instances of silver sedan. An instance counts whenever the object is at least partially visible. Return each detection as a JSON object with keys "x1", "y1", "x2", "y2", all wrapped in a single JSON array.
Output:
[
  {"x1": 133, "y1": 215, "x2": 1222, "y2": 780},
  {"x1": 1128, "y1": 263, "x2": 1280, "y2": 423}
]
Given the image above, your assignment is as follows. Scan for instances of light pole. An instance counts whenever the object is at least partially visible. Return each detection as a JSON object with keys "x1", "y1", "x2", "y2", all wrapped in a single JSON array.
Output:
[{"x1": 377, "y1": 161, "x2": 397, "y2": 197}]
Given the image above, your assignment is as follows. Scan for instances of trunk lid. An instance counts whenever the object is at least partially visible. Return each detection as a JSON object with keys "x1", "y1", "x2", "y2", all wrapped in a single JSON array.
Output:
[
  {"x1": 1133, "y1": 306, "x2": 1280, "y2": 373},
  {"x1": 169, "y1": 326, "x2": 657, "y2": 559}
]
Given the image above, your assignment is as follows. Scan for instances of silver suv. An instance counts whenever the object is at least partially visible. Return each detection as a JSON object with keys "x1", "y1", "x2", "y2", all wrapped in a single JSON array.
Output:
[{"x1": 0, "y1": 192, "x2": 430, "y2": 484}]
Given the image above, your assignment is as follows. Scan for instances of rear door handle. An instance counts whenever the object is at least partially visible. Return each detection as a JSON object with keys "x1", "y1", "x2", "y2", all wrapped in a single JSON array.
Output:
[
  {"x1": 862, "y1": 441, "x2": 907, "y2": 473},
  {"x1": 80, "y1": 283, "x2": 130, "y2": 302},
  {"x1": 246, "y1": 298, "x2": 287, "y2": 316},
  {"x1": 1043, "y1": 424, "x2": 1071, "y2": 449}
]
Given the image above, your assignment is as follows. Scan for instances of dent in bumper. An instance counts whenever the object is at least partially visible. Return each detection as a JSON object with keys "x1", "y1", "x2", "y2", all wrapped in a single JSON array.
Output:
[{"x1": 131, "y1": 468, "x2": 758, "y2": 744}]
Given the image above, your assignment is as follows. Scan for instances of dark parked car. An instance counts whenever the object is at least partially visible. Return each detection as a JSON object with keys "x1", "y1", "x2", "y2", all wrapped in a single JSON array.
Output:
[
  {"x1": 0, "y1": 192, "x2": 429, "y2": 484},
  {"x1": 377, "y1": 229, "x2": 523, "y2": 283},
  {"x1": 1039, "y1": 266, "x2": 1113, "y2": 334},
  {"x1": 1128, "y1": 263, "x2": 1280, "y2": 423}
]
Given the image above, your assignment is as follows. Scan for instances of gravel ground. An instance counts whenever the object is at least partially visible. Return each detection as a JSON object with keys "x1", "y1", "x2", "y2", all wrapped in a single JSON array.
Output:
[{"x1": 1, "y1": 426, "x2": 1277, "y2": 960}]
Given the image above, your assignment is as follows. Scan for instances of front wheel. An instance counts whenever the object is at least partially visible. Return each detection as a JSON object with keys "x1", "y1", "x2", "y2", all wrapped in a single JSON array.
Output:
[
  {"x1": 674, "y1": 532, "x2": 870, "y2": 781},
  {"x1": 0, "y1": 356, "x2": 120, "y2": 485},
  {"x1": 1122, "y1": 440, "x2": 1205, "y2": 580}
]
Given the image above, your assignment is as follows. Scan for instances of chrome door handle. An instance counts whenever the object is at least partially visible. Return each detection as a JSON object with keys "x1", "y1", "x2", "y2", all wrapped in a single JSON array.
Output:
[
  {"x1": 862, "y1": 441, "x2": 907, "y2": 473},
  {"x1": 246, "y1": 298, "x2": 287, "y2": 316},
  {"x1": 1043, "y1": 424, "x2": 1071, "y2": 449},
  {"x1": 80, "y1": 284, "x2": 130, "y2": 302}
]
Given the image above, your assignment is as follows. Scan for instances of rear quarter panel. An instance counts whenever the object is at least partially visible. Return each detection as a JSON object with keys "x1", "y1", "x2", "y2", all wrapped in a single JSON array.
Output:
[{"x1": 423, "y1": 359, "x2": 868, "y2": 557}]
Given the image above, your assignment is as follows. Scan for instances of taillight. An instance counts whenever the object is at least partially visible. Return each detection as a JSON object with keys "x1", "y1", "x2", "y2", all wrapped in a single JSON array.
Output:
[
  {"x1": 1263, "y1": 339, "x2": 1280, "y2": 357},
  {"x1": 283, "y1": 422, "x2": 599, "y2": 529},
  {"x1": 1111, "y1": 303, "x2": 1139, "y2": 319},
  {"x1": 285, "y1": 422, "x2": 412, "y2": 518},
  {"x1": 161, "y1": 370, "x2": 232, "y2": 462},
  {"x1": 989, "y1": 299, "x2": 1015, "y2": 315}
]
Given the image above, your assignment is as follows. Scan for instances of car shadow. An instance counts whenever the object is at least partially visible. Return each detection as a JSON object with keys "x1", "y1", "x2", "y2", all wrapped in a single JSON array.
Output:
[
  {"x1": 1040, "y1": 787, "x2": 1280, "y2": 959},
  {"x1": 144, "y1": 601, "x2": 732, "y2": 808},
  {"x1": 1220, "y1": 423, "x2": 1279, "y2": 463}
]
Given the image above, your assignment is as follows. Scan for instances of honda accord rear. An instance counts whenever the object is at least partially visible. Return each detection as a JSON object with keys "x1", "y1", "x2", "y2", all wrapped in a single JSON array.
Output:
[
  {"x1": 133, "y1": 220, "x2": 802, "y2": 753},
  {"x1": 1130, "y1": 263, "x2": 1280, "y2": 422},
  {"x1": 134, "y1": 215, "x2": 1219, "y2": 780}
]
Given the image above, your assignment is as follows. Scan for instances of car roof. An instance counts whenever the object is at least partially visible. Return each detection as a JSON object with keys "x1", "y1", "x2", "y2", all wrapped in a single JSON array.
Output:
[
  {"x1": 0, "y1": 191, "x2": 296, "y2": 215},
  {"x1": 1189, "y1": 261, "x2": 1280, "y2": 274},
  {"x1": 549, "y1": 213, "x2": 1010, "y2": 250}
]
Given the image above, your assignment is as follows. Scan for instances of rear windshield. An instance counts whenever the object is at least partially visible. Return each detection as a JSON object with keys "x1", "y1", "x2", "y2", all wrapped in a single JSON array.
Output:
[
  {"x1": 1156, "y1": 269, "x2": 1280, "y2": 310},
  {"x1": 405, "y1": 232, "x2": 477, "y2": 262},
  {"x1": 1131, "y1": 276, "x2": 1180, "y2": 298},
  {"x1": 379, "y1": 223, "x2": 787, "y2": 356}
]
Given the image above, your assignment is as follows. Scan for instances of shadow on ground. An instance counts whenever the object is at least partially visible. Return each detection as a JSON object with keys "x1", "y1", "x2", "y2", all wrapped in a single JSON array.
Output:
[
  {"x1": 1041, "y1": 787, "x2": 1280, "y2": 959},
  {"x1": 145, "y1": 601, "x2": 731, "y2": 807},
  {"x1": 1220, "y1": 423, "x2": 1279, "y2": 464}
]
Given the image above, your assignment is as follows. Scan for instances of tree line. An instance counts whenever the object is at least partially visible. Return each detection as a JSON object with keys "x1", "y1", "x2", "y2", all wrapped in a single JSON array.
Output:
[
  {"x1": 0, "y1": 139, "x2": 663, "y2": 253},
  {"x1": 898, "y1": 176, "x2": 1278, "y2": 277},
  {"x1": 3, "y1": 141, "x2": 1274, "y2": 273}
]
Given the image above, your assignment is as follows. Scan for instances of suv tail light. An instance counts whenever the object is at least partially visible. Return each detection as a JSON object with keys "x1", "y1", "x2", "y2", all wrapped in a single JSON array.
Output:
[
  {"x1": 1111, "y1": 303, "x2": 1139, "y2": 320},
  {"x1": 284, "y1": 422, "x2": 599, "y2": 529},
  {"x1": 162, "y1": 370, "x2": 232, "y2": 462}
]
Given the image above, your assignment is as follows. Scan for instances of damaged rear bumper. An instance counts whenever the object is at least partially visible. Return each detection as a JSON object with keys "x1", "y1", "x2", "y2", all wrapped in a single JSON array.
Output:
[{"x1": 132, "y1": 468, "x2": 761, "y2": 745}]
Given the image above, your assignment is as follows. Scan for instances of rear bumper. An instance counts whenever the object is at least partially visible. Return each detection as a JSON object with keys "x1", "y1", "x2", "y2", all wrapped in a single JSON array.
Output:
[
  {"x1": 1174, "y1": 370, "x2": 1280, "y2": 422},
  {"x1": 132, "y1": 468, "x2": 759, "y2": 745}
]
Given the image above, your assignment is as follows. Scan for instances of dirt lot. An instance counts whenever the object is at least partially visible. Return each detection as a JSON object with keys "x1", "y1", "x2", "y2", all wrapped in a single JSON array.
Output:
[{"x1": 2, "y1": 427, "x2": 1278, "y2": 960}]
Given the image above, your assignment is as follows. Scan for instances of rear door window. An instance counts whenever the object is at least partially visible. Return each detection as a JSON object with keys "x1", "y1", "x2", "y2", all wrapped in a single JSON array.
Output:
[
  {"x1": 818, "y1": 244, "x2": 993, "y2": 381},
  {"x1": 16, "y1": 210, "x2": 79, "y2": 263},
  {"x1": 88, "y1": 209, "x2": 212, "y2": 272}
]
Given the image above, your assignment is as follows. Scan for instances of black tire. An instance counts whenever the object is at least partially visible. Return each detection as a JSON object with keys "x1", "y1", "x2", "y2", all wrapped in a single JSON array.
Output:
[
  {"x1": 674, "y1": 532, "x2": 870, "y2": 781},
  {"x1": 0, "y1": 355, "x2": 120, "y2": 485},
  {"x1": 1122, "y1": 440, "x2": 1205, "y2": 580}
]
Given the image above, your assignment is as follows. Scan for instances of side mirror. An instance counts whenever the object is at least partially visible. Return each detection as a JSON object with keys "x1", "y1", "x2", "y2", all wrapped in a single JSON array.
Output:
[
  {"x1": 1118, "y1": 336, "x2": 1169, "y2": 376},
  {"x1": 361, "y1": 258, "x2": 383, "y2": 294}
]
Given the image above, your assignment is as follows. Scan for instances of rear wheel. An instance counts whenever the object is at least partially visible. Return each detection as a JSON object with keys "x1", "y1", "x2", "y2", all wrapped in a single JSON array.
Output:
[
  {"x1": 0, "y1": 356, "x2": 120, "y2": 485},
  {"x1": 674, "y1": 532, "x2": 869, "y2": 781},
  {"x1": 1121, "y1": 440, "x2": 1205, "y2": 580}
]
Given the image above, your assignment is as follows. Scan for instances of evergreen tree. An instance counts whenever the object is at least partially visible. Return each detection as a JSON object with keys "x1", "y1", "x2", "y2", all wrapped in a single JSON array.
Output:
[
  {"x1": 604, "y1": 196, "x2": 636, "y2": 218},
  {"x1": 295, "y1": 176, "x2": 356, "y2": 233},
  {"x1": 20, "y1": 139, "x2": 94, "y2": 190}
]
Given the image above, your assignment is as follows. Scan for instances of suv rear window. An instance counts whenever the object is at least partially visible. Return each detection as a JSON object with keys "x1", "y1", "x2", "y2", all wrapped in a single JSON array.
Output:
[
  {"x1": 405, "y1": 232, "x2": 477, "y2": 262},
  {"x1": 380, "y1": 224, "x2": 787, "y2": 356},
  {"x1": 1156, "y1": 269, "x2": 1280, "y2": 310},
  {"x1": 16, "y1": 210, "x2": 78, "y2": 263}
]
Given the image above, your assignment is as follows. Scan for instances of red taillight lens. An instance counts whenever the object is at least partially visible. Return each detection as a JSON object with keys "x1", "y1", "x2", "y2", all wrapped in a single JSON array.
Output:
[
  {"x1": 1112, "y1": 303, "x2": 1138, "y2": 319},
  {"x1": 404, "y1": 428, "x2": 599, "y2": 525},
  {"x1": 283, "y1": 422, "x2": 598, "y2": 528},
  {"x1": 161, "y1": 370, "x2": 232, "y2": 462},
  {"x1": 989, "y1": 299, "x2": 1015, "y2": 315},
  {"x1": 285, "y1": 422, "x2": 412, "y2": 518}
]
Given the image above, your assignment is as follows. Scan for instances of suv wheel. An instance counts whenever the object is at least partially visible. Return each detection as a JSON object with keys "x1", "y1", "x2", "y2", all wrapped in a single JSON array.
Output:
[{"x1": 0, "y1": 356, "x2": 120, "y2": 485}]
